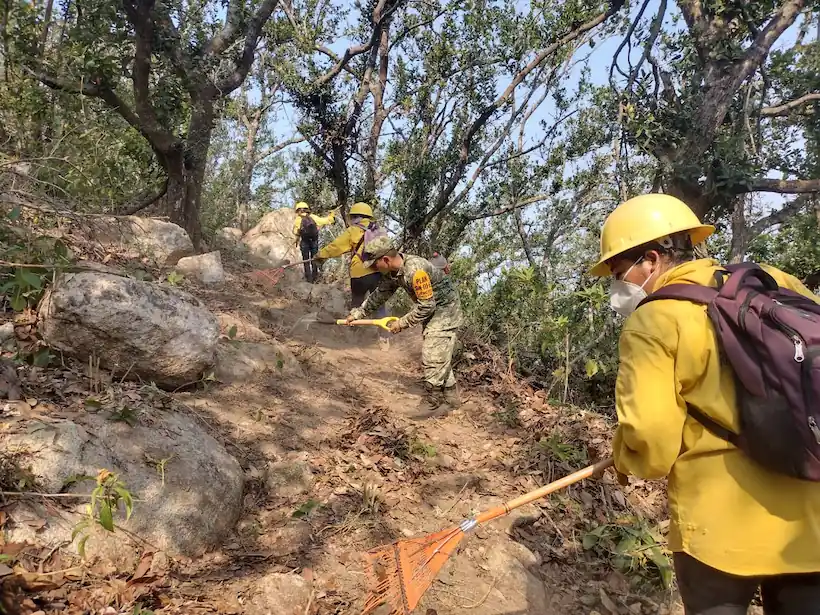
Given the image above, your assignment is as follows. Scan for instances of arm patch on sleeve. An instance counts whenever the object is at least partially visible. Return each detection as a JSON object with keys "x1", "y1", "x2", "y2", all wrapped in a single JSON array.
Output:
[{"x1": 412, "y1": 270, "x2": 434, "y2": 301}]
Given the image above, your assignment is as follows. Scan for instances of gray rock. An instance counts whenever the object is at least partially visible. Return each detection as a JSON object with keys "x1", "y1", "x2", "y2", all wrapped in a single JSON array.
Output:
[
  {"x1": 84, "y1": 216, "x2": 194, "y2": 265},
  {"x1": 39, "y1": 272, "x2": 219, "y2": 388},
  {"x1": 242, "y1": 209, "x2": 301, "y2": 267},
  {"x1": 2, "y1": 407, "x2": 244, "y2": 561},
  {"x1": 248, "y1": 572, "x2": 312, "y2": 615},
  {"x1": 267, "y1": 460, "x2": 314, "y2": 498},
  {"x1": 174, "y1": 251, "x2": 225, "y2": 285}
]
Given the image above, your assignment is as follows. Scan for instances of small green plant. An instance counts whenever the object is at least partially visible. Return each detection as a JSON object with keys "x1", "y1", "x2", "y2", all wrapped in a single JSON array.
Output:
[
  {"x1": 582, "y1": 517, "x2": 672, "y2": 588},
  {"x1": 538, "y1": 433, "x2": 587, "y2": 465},
  {"x1": 166, "y1": 270, "x2": 184, "y2": 285},
  {"x1": 492, "y1": 400, "x2": 520, "y2": 427},
  {"x1": 145, "y1": 453, "x2": 176, "y2": 487},
  {"x1": 130, "y1": 604, "x2": 155, "y2": 615},
  {"x1": 292, "y1": 499, "x2": 321, "y2": 519},
  {"x1": 227, "y1": 324, "x2": 237, "y2": 339},
  {"x1": 109, "y1": 405, "x2": 139, "y2": 427},
  {"x1": 71, "y1": 470, "x2": 134, "y2": 557},
  {"x1": 408, "y1": 436, "x2": 437, "y2": 458}
]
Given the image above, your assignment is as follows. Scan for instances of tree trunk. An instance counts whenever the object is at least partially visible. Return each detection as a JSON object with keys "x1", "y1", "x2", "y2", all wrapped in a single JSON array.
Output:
[
  {"x1": 237, "y1": 115, "x2": 260, "y2": 233},
  {"x1": 164, "y1": 96, "x2": 213, "y2": 249},
  {"x1": 728, "y1": 196, "x2": 748, "y2": 263}
]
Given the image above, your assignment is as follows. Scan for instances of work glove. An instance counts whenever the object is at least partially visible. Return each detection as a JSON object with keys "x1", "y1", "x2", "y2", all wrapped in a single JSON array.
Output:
[{"x1": 388, "y1": 319, "x2": 403, "y2": 334}]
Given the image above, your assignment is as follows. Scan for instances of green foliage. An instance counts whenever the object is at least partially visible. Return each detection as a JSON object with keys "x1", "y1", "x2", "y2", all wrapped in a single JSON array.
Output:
[
  {"x1": 292, "y1": 499, "x2": 321, "y2": 519},
  {"x1": 0, "y1": 205, "x2": 73, "y2": 312},
  {"x1": 72, "y1": 470, "x2": 134, "y2": 558},
  {"x1": 748, "y1": 206, "x2": 820, "y2": 285},
  {"x1": 583, "y1": 517, "x2": 672, "y2": 589}
]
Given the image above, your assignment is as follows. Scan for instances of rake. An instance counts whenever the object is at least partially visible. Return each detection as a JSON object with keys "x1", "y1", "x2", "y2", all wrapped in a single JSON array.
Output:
[
  {"x1": 316, "y1": 315, "x2": 400, "y2": 331},
  {"x1": 246, "y1": 259, "x2": 313, "y2": 288},
  {"x1": 362, "y1": 457, "x2": 614, "y2": 614}
]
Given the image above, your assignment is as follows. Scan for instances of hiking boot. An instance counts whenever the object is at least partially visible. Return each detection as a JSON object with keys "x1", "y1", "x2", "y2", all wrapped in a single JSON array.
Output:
[
  {"x1": 442, "y1": 385, "x2": 461, "y2": 409},
  {"x1": 378, "y1": 337, "x2": 391, "y2": 352},
  {"x1": 410, "y1": 386, "x2": 451, "y2": 420}
]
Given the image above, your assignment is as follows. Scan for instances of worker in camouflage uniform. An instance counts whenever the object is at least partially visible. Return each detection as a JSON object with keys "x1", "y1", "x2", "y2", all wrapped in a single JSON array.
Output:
[{"x1": 345, "y1": 236, "x2": 463, "y2": 418}]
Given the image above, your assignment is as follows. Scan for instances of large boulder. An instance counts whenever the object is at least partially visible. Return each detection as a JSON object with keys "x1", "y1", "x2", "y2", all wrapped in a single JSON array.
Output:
[
  {"x1": 83, "y1": 216, "x2": 194, "y2": 265},
  {"x1": 242, "y1": 208, "x2": 301, "y2": 266},
  {"x1": 174, "y1": 251, "x2": 225, "y2": 285},
  {"x1": 217, "y1": 227, "x2": 243, "y2": 246},
  {"x1": 39, "y1": 272, "x2": 219, "y2": 388},
  {"x1": 2, "y1": 407, "x2": 244, "y2": 561}
]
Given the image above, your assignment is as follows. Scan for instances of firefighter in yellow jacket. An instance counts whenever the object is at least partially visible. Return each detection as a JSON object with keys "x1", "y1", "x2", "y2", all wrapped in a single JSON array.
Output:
[
  {"x1": 590, "y1": 193, "x2": 820, "y2": 614},
  {"x1": 292, "y1": 201, "x2": 335, "y2": 282},
  {"x1": 314, "y1": 202, "x2": 390, "y2": 348}
]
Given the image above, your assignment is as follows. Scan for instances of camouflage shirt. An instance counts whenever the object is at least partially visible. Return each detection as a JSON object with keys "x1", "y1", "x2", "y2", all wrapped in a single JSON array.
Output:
[{"x1": 351, "y1": 253, "x2": 462, "y2": 330}]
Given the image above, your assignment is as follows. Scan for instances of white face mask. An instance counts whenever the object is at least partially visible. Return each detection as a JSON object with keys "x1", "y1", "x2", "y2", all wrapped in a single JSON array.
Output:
[{"x1": 609, "y1": 259, "x2": 652, "y2": 317}]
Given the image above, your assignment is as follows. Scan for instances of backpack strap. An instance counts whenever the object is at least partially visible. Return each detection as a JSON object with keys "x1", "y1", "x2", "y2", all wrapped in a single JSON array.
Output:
[
  {"x1": 687, "y1": 403, "x2": 740, "y2": 447},
  {"x1": 719, "y1": 262, "x2": 779, "y2": 297},
  {"x1": 638, "y1": 283, "x2": 718, "y2": 308}
]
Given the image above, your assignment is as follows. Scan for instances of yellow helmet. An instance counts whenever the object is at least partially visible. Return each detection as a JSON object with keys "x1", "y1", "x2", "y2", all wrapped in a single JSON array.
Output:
[
  {"x1": 589, "y1": 194, "x2": 715, "y2": 277},
  {"x1": 349, "y1": 202, "x2": 373, "y2": 217},
  {"x1": 295, "y1": 201, "x2": 310, "y2": 212}
]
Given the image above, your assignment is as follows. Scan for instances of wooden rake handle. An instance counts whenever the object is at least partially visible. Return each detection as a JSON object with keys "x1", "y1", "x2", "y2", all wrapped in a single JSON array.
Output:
[{"x1": 475, "y1": 458, "x2": 614, "y2": 525}]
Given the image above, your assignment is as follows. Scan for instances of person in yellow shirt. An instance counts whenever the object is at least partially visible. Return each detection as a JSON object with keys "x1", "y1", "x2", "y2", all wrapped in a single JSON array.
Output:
[
  {"x1": 314, "y1": 202, "x2": 390, "y2": 348},
  {"x1": 292, "y1": 201, "x2": 335, "y2": 282},
  {"x1": 589, "y1": 194, "x2": 820, "y2": 614}
]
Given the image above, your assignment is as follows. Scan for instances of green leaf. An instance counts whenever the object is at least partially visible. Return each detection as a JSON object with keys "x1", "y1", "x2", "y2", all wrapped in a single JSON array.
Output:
[
  {"x1": 10, "y1": 292, "x2": 25, "y2": 312},
  {"x1": 19, "y1": 269, "x2": 42, "y2": 289},
  {"x1": 291, "y1": 499, "x2": 320, "y2": 519},
  {"x1": 227, "y1": 325, "x2": 237, "y2": 339},
  {"x1": 85, "y1": 398, "x2": 103, "y2": 409},
  {"x1": 77, "y1": 535, "x2": 90, "y2": 558},
  {"x1": 7, "y1": 206, "x2": 21, "y2": 221},
  {"x1": 98, "y1": 501, "x2": 114, "y2": 532},
  {"x1": 115, "y1": 486, "x2": 134, "y2": 520},
  {"x1": 647, "y1": 546, "x2": 672, "y2": 588},
  {"x1": 582, "y1": 532, "x2": 600, "y2": 549},
  {"x1": 32, "y1": 348, "x2": 52, "y2": 367},
  {"x1": 584, "y1": 359, "x2": 599, "y2": 379},
  {"x1": 71, "y1": 520, "x2": 89, "y2": 542}
]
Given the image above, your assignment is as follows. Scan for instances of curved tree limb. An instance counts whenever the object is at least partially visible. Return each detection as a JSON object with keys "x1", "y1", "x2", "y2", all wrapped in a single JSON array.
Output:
[
  {"x1": 739, "y1": 177, "x2": 820, "y2": 194},
  {"x1": 216, "y1": 0, "x2": 280, "y2": 94},
  {"x1": 761, "y1": 92, "x2": 820, "y2": 117},
  {"x1": 117, "y1": 177, "x2": 169, "y2": 215}
]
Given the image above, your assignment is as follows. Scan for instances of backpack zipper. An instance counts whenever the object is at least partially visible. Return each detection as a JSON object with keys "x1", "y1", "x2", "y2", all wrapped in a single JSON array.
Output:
[
  {"x1": 768, "y1": 305, "x2": 806, "y2": 362},
  {"x1": 809, "y1": 417, "x2": 820, "y2": 445}
]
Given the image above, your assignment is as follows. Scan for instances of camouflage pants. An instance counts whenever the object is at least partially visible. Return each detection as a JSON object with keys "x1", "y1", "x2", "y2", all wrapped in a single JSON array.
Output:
[{"x1": 421, "y1": 327, "x2": 459, "y2": 388}]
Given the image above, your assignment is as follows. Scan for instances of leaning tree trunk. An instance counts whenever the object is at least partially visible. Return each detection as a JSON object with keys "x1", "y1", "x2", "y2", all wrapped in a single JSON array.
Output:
[
  {"x1": 237, "y1": 115, "x2": 261, "y2": 233},
  {"x1": 164, "y1": 97, "x2": 214, "y2": 249}
]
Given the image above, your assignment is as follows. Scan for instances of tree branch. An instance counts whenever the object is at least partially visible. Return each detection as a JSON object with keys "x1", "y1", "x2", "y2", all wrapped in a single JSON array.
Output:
[
  {"x1": 215, "y1": 0, "x2": 280, "y2": 94},
  {"x1": 467, "y1": 194, "x2": 551, "y2": 221},
  {"x1": 256, "y1": 135, "x2": 306, "y2": 162},
  {"x1": 761, "y1": 92, "x2": 820, "y2": 117},
  {"x1": 428, "y1": 0, "x2": 625, "y2": 226},
  {"x1": 749, "y1": 194, "x2": 812, "y2": 236},
  {"x1": 116, "y1": 177, "x2": 169, "y2": 215},
  {"x1": 207, "y1": 0, "x2": 244, "y2": 56},
  {"x1": 739, "y1": 177, "x2": 820, "y2": 194}
]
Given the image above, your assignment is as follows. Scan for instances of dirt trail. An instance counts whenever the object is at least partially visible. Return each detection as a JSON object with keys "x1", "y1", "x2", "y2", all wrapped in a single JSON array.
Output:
[{"x1": 156, "y1": 274, "x2": 679, "y2": 615}]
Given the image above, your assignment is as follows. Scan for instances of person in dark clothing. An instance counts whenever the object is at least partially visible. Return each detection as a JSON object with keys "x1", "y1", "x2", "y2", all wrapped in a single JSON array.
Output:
[{"x1": 292, "y1": 201, "x2": 335, "y2": 282}]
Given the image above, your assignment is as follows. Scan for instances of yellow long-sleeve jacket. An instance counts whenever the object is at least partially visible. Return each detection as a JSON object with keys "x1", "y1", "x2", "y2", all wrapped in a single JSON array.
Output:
[
  {"x1": 316, "y1": 220, "x2": 377, "y2": 279},
  {"x1": 292, "y1": 212, "x2": 335, "y2": 239},
  {"x1": 614, "y1": 258, "x2": 820, "y2": 576}
]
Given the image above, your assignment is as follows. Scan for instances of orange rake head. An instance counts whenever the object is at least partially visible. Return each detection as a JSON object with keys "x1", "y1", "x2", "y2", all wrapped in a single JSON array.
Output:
[
  {"x1": 362, "y1": 521, "x2": 474, "y2": 615},
  {"x1": 246, "y1": 267, "x2": 286, "y2": 289}
]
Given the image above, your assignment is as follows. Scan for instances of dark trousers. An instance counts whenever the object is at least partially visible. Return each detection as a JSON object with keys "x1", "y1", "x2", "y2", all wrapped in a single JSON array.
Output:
[
  {"x1": 351, "y1": 272, "x2": 388, "y2": 337},
  {"x1": 675, "y1": 552, "x2": 820, "y2": 615},
  {"x1": 300, "y1": 237, "x2": 319, "y2": 282}
]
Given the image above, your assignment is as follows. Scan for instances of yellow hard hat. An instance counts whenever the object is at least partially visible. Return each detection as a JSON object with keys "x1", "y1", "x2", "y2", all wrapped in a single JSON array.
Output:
[
  {"x1": 350, "y1": 202, "x2": 373, "y2": 217},
  {"x1": 589, "y1": 194, "x2": 715, "y2": 277},
  {"x1": 295, "y1": 201, "x2": 310, "y2": 212}
]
